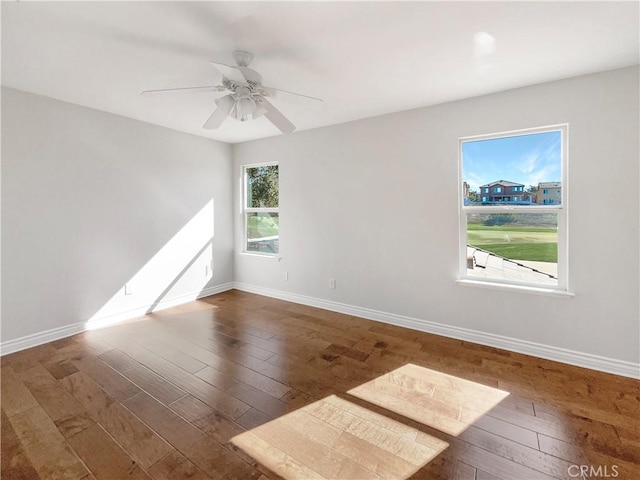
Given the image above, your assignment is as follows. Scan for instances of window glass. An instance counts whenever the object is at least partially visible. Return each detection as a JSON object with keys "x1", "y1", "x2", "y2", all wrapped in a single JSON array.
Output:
[
  {"x1": 460, "y1": 126, "x2": 567, "y2": 290},
  {"x1": 244, "y1": 164, "x2": 279, "y2": 255},
  {"x1": 462, "y1": 131, "x2": 561, "y2": 206}
]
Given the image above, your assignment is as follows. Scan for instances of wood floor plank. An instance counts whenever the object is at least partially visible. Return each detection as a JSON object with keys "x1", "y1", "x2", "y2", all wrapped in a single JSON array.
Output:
[
  {"x1": 458, "y1": 424, "x2": 574, "y2": 478},
  {"x1": 4, "y1": 344, "x2": 58, "y2": 372},
  {"x1": 66, "y1": 423, "x2": 150, "y2": 479},
  {"x1": 18, "y1": 364, "x2": 95, "y2": 438},
  {"x1": 232, "y1": 431, "x2": 325, "y2": 480},
  {"x1": 121, "y1": 365, "x2": 187, "y2": 405},
  {"x1": 249, "y1": 415, "x2": 378, "y2": 480},
  {"x1": 101, "y1": 337, "x2": 251, "y2": 420},
  {"x1": 123, "y1": 391, "x2": 260, "y2": 479},
  {"x1": 538, "y1": 433, "x2": 640, "y2": 479},
  {"x1": 146, "y1": 450, "x2": 210, "y2": 480},
  {"x1": 419, "y1": 435, "x2": 557, "y2": 480},
  {"x1": 193, "y1": 411, "x2": 245, "y2": 444},
  {"x1": 168, "y1": 395, "x2": 217, "y2": 423},
  {"x1": 476, "y1": 470, "x2": 502, "y2": 480},
  {"x1": 236, "y1": 408, "x2": 274, "y2": 430},
  {"x1": 124, "y1": 392, "x2": 210, "y2": 451},
  {"x1": 183, "y1": 435, "x2": 262, "y2": 480},
  {"x1": 1, "y1": 409, "x2": 41, "y2": 480},
  {"x1": 193, "y1": 364, "x2": 241, "y2": 390},
  {"x1": 98, "y1": 403, "x2": 174, "y2": 469},
  {"x1": 472, "y1": 414, "x2": 540, "y2": 449},
  {"x1": 533, "y1": 401, "x2": 640, "y2": 460},
  {"x1": 98, "y1": 349, "x2": 141, "y2": 373},
  {"x1": 226, "y1": 381, "x2": 289, "y2": 417},
  {"x1": 61, "y1": 371, "x2": 172, "y2": 469},
  {"x1": 135, "y1": 335, "x2": 208, "y2": 373},
  {"x1": 60, "y1": 371, "x2": 116, "y2": 419},
  {"x1": 8, "y1": 406, "x2": 90, "y2": 480},
  {"x1": 73, "y1": 355, "x2": 141, "y2": 401},
  {"x1": 333, "y1": 430, "x2": 420, "y2": 479},
  {"x1": 349, "y1": 378, "x2": 470, "y2": 436},
  {"x1": 0, "y1": 365, "x2": 40, "y2": 417},
  {"x1": 42, "y1": 359, "x2": 80, "y2": 379}
]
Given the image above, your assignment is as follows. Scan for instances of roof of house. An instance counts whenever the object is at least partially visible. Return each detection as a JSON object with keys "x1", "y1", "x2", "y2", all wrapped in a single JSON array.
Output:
[
  {"x1": 479, "y1": 180, "x2": 525, "y2": 188},
  {"x1": 538, "y1": 182, "x2": 562, "y2": 188},
  {"x1": 467, "y1": 246, "x2": 557, "y2": 285}
]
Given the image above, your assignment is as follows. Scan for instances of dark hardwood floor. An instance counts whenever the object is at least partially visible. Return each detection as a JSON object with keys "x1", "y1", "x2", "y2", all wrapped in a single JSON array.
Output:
[{"x1": 1, "y1": 290, "x2": 639, "y2": 479}]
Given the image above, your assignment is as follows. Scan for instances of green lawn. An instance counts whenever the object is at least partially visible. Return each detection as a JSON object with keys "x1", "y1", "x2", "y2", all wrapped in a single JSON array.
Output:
[
  {"x1": 467, "y1": 224, "x2": 557, "y2": 262},
  {"x1": 247, "y1": 214, "x2": 279, "y2": 239}
]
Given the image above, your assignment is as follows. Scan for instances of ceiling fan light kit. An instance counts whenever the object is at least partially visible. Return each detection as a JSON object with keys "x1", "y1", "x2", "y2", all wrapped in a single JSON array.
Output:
[{"x1": 142, "y1": 50, "x2": 322, "y2": 134}]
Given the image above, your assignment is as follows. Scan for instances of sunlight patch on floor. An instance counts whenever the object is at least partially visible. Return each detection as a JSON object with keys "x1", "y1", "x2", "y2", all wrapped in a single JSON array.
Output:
[
  {"x1": 348, "y1": 363, "x2": 510, "y2": 436},
  {"x1": 232, "y1": 394, "x2": 448, "y2": 480}
]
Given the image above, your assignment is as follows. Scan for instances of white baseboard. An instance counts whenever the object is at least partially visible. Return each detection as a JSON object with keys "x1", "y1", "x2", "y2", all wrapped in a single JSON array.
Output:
[
  {"x1": 0, "y1": 323, "x2": 88, "y2": 357},
  {"x1": 4, "y1": 281, "x2": 638, "y2": 379},
  {"x1": 0, "y1": 282, "x2": 234, "y2": 356},
  {"x1": 233, "y1": 282, "x2": 640, "y2": 379}
]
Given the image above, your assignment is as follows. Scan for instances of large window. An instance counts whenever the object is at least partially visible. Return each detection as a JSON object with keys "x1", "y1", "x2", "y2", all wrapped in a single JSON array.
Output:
[
  {"x1": 459, "y1": 125, "x2": 568, "y2": 290},
  {"x1": 243, "y1": 163, "x2": 279, "y2": 255}
]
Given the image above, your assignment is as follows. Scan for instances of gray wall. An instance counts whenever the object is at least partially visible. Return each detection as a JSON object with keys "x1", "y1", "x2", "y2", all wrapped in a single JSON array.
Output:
[
  {"x1": 2, "y1": 87, "x2": 234, "y2": 341},
  {"x1": 233, "y1": 67, "x2": 640, "y2": 364}
]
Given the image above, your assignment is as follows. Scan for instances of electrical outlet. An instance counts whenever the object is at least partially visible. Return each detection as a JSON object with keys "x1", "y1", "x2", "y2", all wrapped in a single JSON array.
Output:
[
  {"x1": 124, "y1": 284, "x2": 134, "y2": 295},
  {"x1": 205, "y1": 264, "x2": 209, "y2": 276},
  {"x1": 329, "y1": 278, "x2": 336, "y2": 289},
  {"x1": 284, "y1": 272, "x2": 289, "y2": 281}
]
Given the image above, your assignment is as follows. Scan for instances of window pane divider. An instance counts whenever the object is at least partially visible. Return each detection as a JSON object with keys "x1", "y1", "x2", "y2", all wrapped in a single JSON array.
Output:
[{"x1": 246, "y1": 207, "x2": 279, "y2": 213}]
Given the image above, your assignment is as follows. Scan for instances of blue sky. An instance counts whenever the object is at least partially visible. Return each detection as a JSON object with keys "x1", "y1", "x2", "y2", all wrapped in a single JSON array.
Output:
[{"x1": 462, "y1": 131, "x2": 561, "y2": 191}]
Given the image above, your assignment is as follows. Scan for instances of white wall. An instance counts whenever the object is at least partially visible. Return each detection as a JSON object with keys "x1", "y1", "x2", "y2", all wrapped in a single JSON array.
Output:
[
  {"x1": 2, "y1": 87, "x2": 234, "y2": 343},
  {"x1": 233, "y1": 67, "x2": 640, "y2": 366}
]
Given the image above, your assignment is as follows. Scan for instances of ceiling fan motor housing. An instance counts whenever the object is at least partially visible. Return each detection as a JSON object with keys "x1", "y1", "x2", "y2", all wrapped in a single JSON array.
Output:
[{"x1": 232, "y1": 50, "x2": 254, "y2": 67}]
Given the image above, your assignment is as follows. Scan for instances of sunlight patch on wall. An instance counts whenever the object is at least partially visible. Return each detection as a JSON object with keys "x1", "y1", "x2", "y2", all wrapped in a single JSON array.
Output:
[{"x1": 85, "y1": 199, "x2": 214, "y2": 330}]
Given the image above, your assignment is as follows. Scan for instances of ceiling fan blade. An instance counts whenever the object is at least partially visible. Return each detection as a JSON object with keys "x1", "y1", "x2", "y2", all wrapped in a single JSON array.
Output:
[
  {"x1": 210, "y1": 61, "x2": 248, "y2": 84},
  {"x1": 203, "y1": 94, "x2": 235, "y2": 129},
  {"x1": 264, "y1": 86, "x2": 323, "y2": 103},
  {"x1": 261, "y1": 99, "x2": 296, "y2": 134},
  {"x1": 141, "y1": 85, "x2": 224, "y2": 96}
]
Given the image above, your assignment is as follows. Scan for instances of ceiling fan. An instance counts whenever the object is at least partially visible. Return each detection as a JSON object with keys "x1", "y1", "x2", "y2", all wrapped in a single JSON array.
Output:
[{"x1": 141, "y1": 50, "x2": 322, "y2": 133}]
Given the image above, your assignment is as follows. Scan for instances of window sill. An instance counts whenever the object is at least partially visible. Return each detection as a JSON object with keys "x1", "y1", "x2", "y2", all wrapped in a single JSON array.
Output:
[
  {"x1": 456, "y1": 279, "x2": 575, "y2": 298},
  {"x1": 239, "y1": 252, "x2": 281, "y2": 260}
]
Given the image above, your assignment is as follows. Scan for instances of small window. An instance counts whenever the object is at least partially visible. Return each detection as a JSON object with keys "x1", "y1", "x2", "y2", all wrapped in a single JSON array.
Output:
[
  {"x1": 243, "y1": 164, "x2": 279, "y2": 254},
  {"x1": 460, "y1": 125, "x2": 567, "y2": 290}
]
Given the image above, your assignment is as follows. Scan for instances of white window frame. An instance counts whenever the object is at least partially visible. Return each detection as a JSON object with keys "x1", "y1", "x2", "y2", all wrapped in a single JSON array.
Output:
[
  {"x1": 243, "y1": 162, "x2": 279, "y2": 256},
  {"x1": 458, "y1": 124, "x2": 569, "y2": 293}
]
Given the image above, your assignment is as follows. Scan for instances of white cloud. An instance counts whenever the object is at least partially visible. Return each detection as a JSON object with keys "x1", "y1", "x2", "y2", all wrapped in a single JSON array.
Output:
[{"x1": 517, "y1": 153, "x2": 538, "y2": 174}]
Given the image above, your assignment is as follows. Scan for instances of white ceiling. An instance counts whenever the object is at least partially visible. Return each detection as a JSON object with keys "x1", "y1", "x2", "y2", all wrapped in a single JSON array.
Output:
[{"x1": 2, "y1": 1, "x2": 639, "y2": 144}]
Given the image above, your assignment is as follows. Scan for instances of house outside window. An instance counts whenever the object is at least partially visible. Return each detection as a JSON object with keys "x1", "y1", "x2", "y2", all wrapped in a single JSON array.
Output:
[
  {"x1": 537, "y1": 183, "x2": 561, "y2": 206},
  {"x1": 243, "y1": 163, "x2": 279, "y2": 255},
  {"x1": 459, "y1": 125, "x2": 568, "y2": 291}
]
